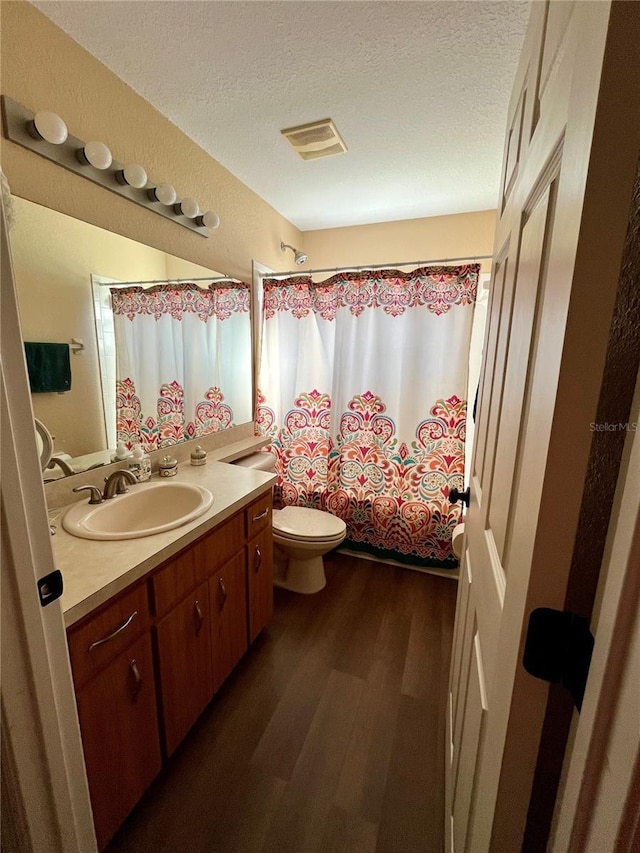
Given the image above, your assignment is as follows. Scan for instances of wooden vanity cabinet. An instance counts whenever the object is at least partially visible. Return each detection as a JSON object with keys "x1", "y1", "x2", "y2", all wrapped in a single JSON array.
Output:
[
  {"x1": 67, "y1": 488, "x2": 274, "y2": 848},
  {"x1": 209, "y1": 551, "x2": 248, "y2": 692},
  {"x1": 246, "y1": 495, "x2": 274, "y2": 642},
  {"x1": 67, "y1": 585, "x2": 161, "y2": 851},
  {"x1": 155, "y1": 581, "x2": 213, "y2": 757}
]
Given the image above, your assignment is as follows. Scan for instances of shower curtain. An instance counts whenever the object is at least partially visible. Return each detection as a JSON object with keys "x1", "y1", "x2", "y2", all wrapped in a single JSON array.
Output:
[
  {"x1": 112, "y1": 282, "x2": 250, "y2": 450},
  {"x1": 257, "y1": 265, "x2": 479, "y2": 568}
]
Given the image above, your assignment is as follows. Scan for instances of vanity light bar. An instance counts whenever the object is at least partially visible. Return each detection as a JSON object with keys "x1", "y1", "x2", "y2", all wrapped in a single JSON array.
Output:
[{"x1": 1, "y1": 97, "x2": 220, "y2": 238}]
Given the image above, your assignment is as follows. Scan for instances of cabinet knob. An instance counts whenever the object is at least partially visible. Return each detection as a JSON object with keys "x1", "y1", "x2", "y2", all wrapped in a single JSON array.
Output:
[
  {"x1": 254, "y1": 547, "x2": 262, "y2": 573},
  {"x1": 129, "y1": 659, "x2": 142, "y2": 699},
  {"x1": 194, "y1": 599, "x2": 204, "y2": 634},
  {"x1": 218, "y1": 577, "x2": 228, "y2": 607}
]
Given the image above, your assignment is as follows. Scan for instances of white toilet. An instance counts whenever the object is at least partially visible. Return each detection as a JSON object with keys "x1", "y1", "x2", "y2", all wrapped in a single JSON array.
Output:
[{"x1": 234, "y1": 452, "x2": 347, "y2": 593}]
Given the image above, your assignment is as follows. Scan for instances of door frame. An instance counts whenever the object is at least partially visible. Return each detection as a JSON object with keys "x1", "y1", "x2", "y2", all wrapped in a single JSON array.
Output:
[
  {"x1": 0, "y1": 186, "x2": 96, "y2": 851},
  {"x1": 551, "y1": 373, "x2": 640, "y2": 850}
]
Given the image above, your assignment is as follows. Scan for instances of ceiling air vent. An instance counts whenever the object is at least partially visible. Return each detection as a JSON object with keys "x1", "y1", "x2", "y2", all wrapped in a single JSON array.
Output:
[{"x1": 281, "y1": 119, "x2": 347, "y2": 161}]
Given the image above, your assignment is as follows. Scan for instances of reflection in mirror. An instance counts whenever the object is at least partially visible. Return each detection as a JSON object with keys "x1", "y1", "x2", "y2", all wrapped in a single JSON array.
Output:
[
  {"x1": 12, "y1": 197, "x2": 253, "y2": 479},
  {"x1": 34, "y1": 417, "x2": 53, "y2": 470}
]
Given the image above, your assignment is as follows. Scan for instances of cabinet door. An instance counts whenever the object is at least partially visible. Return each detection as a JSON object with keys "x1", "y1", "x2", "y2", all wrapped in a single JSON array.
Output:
[
  {"x1": 210, "y1": 551, "x2": 248, "y2": 693},
  {"x1": 76, "y1": 633, "x2": 161, "y2": 851},
  {"x1": 155, "y1": 582, "x2": 213, "y2": 756},
  {"x1": 247, "y1": 524, "x2": 273, "y2": 643}
]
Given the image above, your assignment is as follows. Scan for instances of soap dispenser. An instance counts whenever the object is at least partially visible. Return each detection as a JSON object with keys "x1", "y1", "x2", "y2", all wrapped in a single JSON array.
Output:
[
  {"x1": 112, "y1": 440, "x2": 132, "y2": 463},
  {"x1": 129, "y1": 444, "x2": 151, "y2": 482}
]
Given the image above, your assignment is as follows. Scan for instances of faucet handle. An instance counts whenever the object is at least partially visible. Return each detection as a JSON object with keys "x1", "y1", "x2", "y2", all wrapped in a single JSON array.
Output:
[
  {"x1": 73, "y1": 485, "x2": 104, "y2": 505},
  {"x1": 115, "y1": 476, "x2": 131, "y2": 495},
  {"x1": 115, "y1": 469, "x2": 137, "y2": 493}
]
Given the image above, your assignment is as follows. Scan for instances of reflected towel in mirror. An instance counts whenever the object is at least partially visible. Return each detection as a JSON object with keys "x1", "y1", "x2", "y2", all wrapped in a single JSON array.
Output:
[{"x1": 24, "y1": 341, "x2": 71, "y2": 393}]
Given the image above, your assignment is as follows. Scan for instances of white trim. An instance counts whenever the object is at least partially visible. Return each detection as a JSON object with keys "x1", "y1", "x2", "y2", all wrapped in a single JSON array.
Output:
[
  {"x1": 252, "y1": 259, "x2": 272, "y2": 407},
  {"x1": 0, "y1": 190, "x2": 97, "y2": 850},
  {"x1": 92, "y1": 274, "x2": 121, "y2": 450}
]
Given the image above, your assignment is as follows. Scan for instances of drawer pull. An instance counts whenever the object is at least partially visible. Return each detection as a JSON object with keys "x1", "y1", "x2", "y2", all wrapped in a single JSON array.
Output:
[
  {"x1": 194, "y1": 599, "x2": 204, "y2": 634},
  {"x1": 129, "y1": 659, "x2": 142, "y2": 699},
  {"x1": 252, "y1": 508, "x2": 269, "y2": 522},
  {"x1": 218, "y1": 577, "x2": 228, "y2": 607},
  {"x1": 88, "y1": 611, "x2": 138, "y2": 651},
  {"x1": 254, "y1": 547, "x2": 262, "y2": 573}
]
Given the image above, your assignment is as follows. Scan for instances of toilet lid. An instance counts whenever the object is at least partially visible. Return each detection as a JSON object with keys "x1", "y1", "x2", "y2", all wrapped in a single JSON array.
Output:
[{"x1": 272, "y1": 506, "x2": 346, "y2": 542}]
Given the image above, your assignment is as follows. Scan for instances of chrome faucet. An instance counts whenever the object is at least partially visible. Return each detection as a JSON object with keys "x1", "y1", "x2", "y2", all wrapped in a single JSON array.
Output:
[
  {"x1": 103, "y1": 468, "x2": 137, "y2": 499},
  {"x1": 73, "y1": 468, "x2": 137, "y2": 504}
]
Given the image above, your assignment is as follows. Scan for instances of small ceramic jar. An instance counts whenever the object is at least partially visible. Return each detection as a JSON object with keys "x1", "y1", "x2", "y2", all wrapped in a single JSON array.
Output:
[
  {"x1": 190, "y1": 445, "x2": 207, "y2": 466},
  {"x1": 159, "y1": 455, "x2": 178, "y2": 477}
]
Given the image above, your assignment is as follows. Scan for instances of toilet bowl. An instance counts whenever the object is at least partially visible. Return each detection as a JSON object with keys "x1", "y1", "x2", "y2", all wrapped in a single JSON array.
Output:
[
  {"x1": 233, "y1": 452, "x2": 347, "y2": 593},
  {"x1": 272, "y1": 505, "x2": 346, "y2": 593}
]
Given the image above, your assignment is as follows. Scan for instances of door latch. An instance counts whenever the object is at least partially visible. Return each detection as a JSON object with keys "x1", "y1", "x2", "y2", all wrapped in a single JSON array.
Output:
[
  {"x1": 37, "y1": 569, "x2": 63, "y2": 607},
  {"x1": 523, "y1": 607, "x2": 594, "y2": 711}
]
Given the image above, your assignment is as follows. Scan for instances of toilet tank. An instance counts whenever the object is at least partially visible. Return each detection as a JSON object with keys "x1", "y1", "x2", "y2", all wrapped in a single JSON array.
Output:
[{"x1": 232, "y1": 450, "x2": 276, "y2": 473}]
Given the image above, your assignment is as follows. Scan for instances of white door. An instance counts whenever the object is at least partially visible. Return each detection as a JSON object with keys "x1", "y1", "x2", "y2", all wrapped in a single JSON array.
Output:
[{"x1": 446, "y1": 3, "x2": 640, "y2": 851}]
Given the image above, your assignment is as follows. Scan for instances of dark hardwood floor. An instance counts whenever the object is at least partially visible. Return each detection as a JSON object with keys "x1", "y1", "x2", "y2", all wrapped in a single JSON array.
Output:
[{"x1": 106, "y1": 554, "x2": 457, "y2": 853}]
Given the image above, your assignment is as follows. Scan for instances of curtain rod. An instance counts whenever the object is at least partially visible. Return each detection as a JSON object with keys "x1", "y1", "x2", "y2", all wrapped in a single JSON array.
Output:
[
  {"x1": 260, "y1": 253, "x2": 493, "y2": 280},
  {"x1": 98, "y1": 275, "x2": 241, "y2": 287}
]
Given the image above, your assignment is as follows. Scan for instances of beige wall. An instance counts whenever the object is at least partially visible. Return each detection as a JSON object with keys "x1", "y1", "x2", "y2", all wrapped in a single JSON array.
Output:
[
  {"x1": 0, "y1": 2, "x2": 302, "y2": 284},
  {"x1": 2, "y1": 3, "x2": 496, "y2": 286},
  {"x1": 301, "y1": 210, "x2": 495, "y2": 275},
  {"x1": 2, "y1": 2, "x2": 497, "y2": 462}
]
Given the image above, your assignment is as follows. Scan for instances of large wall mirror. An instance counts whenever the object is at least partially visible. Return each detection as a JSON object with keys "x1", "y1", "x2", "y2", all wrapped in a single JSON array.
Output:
[{"x1": 11, "y1": 197, "x2": 253, "y2": 479}]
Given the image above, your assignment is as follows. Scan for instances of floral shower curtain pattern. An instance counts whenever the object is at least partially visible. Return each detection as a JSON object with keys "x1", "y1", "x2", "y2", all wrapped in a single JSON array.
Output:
[
  {"x1": 257, "y1": 265, "x2": 479, "y2": 568},
  {"x1": 112, "y1": 282, "x2": 250, "y2": 450}
]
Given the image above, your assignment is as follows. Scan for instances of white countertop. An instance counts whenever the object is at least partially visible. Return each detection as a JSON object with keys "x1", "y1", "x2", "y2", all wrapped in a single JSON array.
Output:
[{"x1": 53, "y1": 461, "x2": 276, "y2": 628}]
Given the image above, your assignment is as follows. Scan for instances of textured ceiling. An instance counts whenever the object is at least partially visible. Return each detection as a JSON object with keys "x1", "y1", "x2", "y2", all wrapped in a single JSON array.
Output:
[{"x1": 33, "y1": 1, "x2": 529, "y2": 231}]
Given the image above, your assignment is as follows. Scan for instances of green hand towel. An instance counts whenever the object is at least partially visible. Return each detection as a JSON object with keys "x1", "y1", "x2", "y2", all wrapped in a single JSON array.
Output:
[{"x1": 24, "y1": 342, "x2": 71, "y2": 393}]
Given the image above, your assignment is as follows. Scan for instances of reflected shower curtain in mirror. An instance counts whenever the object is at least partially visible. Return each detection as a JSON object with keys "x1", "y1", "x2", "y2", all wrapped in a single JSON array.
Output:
[
  {"x1": 112, "y1": 282, "x2": 250, "y2": 450},
  {"x1": 257, "y1": 265, "x2": 479, "y2": 568}
]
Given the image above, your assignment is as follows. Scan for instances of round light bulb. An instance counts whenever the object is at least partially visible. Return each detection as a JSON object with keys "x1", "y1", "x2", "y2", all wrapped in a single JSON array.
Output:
[
  {"x1": 175, "y1": 197, "x2": 200, "y2": 219},
  {"x1": 196, "y1": 210, "x2": 220, "y2": 230},
  {"x1": 31, "y1": 111, "x2": 68, "y2": 145},
  {"x1": 149, "y1": 183, "x2": 177, "y2": 206},
  {"x1": 121, "y1": 163, "x2": 147, "y2": 189},
  {"x1": 79, "y1": 141, "x2": 113, "y2": 170}
]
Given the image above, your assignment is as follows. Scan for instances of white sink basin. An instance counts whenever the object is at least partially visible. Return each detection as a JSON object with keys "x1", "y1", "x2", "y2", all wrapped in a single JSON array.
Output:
[{"x1": 63, "y1": 481, "x2": 214, "y2": 540}]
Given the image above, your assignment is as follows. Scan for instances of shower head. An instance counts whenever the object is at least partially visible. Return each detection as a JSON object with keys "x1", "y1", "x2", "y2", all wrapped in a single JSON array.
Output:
[{"x1": 281, "y1": 241, "x2": 308, "y2": 266}]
